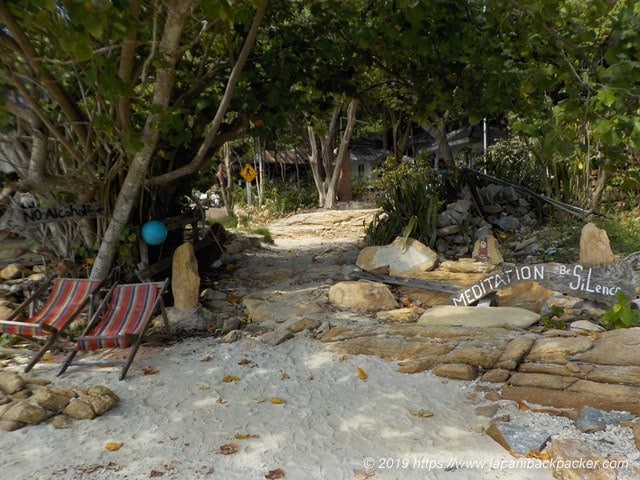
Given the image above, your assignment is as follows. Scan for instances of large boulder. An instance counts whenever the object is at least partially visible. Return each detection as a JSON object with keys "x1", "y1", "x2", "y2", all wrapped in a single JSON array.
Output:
[
  {"x1": 328, "y1": 280, "x2": 398, "y2": 311},
  {"x1": 356, "y1": 237, "x2": 438, "y2": 276}
]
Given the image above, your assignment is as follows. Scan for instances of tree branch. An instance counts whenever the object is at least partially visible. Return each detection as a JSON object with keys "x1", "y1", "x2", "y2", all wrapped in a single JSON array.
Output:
[
  {"x1": 0, "y1": 0, "x2": 90, "y2": 145},
  {"x1": 145, "y1": 0, "x2": 269, "y2": 187}
]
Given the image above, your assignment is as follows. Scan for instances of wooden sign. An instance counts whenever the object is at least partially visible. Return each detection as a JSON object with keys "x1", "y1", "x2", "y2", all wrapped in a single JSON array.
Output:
[
  {"x1": 451, "y1": 262, "x2": 638, "y2": 307},
  {"x1": 0, "y1": 202, "x2": 104, "y2": 231}
]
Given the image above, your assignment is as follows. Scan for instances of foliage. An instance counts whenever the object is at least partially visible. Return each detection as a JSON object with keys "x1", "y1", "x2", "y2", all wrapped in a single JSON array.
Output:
[
  {"x1": 602, "y1": 291, "x2": 640, "y2": 329},
  {"x1": 0, "y1": 333, "x2": 17, "y2": 348},
  {"x1": 594, "y1": 217, "x2": 640, "y2": 255},
  {"x1": 234, "y1": 177, "x2": 318, "y2": 216},
  {"x1": 3, "y1": 0, "x2": 640, "y2": 279},
  {"x1": 365, "y1": 157, "x2": 442, "y2": 247},
  {"x1": 215, "y1": 215, "x2": 239, "y2": 230},
  {"x1": 241, "y1": 226, "x2": 274, "y2": 244},
  {"x1": 539, "y1": 305, "x2": 566, "y2": 331}
]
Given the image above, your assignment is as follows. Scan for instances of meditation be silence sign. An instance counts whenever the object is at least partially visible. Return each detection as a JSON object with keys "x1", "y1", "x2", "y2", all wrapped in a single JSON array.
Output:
[{"x1": 451, "y1": 262, "x2": 638, "y2": 306}]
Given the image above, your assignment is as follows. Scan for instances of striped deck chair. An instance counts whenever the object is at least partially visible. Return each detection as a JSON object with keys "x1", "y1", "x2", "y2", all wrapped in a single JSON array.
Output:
[
  {"x1": 58, "y1": 279, "x2": 171, "y2": 380},
  {"x1": 0, "y1": 278, "x2": 102, "y2": 373}
]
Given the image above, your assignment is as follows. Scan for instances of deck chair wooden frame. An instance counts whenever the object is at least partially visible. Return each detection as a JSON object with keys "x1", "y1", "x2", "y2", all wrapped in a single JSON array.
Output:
[
  {"x1": 58, "y1": 278, "x2": 171, "y2": 380},
  {"x1": 0, "y1": 277, "x2": 102, "y2": 373}
]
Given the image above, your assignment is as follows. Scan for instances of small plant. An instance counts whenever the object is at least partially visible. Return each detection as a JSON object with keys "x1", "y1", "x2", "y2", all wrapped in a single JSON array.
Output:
[
  {"x1": 601, "y1": 291, "x2": 640, "y2": 329},
  {"x1": 217, "y1": 215, "x2": 239, "y2": 229},
  {"x1": 242, "y1": 226, "x2": 274, "y2": 244},
  {"x1": 539, "y1": 305, "x2": 566, "y2": 331},
  {"x1": 365, "y1": 158, "x2": 442, "y2": 247},
  {"x1": 0, "y1": 333, "x2": 17, "y2": 348}
]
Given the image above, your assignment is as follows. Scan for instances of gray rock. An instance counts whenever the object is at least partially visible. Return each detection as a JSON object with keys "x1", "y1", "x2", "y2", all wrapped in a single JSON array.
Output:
[
  {"x1": 452, "y1": 199, "x2": 473, "y2": 214},
  {"x1": 493, "y1": 215, "x2": 521, "y2": 232},
  {"x1": 260, "y1": 330, "x2": 294, "y2": 346},
  {"x1": 575, "y1": 406, "x2": 635, "y2": 433},
  {"x1": 569, "y1": 320, "x2": 605, "y2": 333},
  {"x1": 487, "y1": 421, "x2": 551, "y2": 456}
]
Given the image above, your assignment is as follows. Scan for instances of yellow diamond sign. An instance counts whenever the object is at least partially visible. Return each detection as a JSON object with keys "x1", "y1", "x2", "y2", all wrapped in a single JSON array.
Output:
[{"x1": 240, "y1": 163, "x2": 257, "y2": 183}]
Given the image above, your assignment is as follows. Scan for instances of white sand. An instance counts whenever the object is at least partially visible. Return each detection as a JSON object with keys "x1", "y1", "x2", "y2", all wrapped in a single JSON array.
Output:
[{"x1": 3, "y1": 336, "x2": 554, "y2": 480}]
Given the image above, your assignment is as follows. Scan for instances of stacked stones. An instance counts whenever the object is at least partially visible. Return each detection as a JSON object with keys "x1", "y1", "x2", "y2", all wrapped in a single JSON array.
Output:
[
  {"x1": 0, "y1": 263, "x2": 48, "y2": 320},
  {"x1": 436, "y1": 185, "x2": 538, "y2": 259},
  {"x1": 0, "y1": 371, "x2": 119, "y2": 431}
]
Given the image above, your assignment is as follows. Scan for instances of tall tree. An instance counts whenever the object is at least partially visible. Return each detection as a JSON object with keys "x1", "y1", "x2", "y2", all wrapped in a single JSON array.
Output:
[{"x1": 0, "y1": 0, "x2": 268, "y2": 280}]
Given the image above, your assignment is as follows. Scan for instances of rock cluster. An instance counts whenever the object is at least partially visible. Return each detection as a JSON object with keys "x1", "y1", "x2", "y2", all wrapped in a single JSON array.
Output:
[
  {"x1": 0, "y1": 371, "x2": 119, "y2": 431},
  {"x1": 436, "y1": 185, "x2": 537, "y2": 259}
]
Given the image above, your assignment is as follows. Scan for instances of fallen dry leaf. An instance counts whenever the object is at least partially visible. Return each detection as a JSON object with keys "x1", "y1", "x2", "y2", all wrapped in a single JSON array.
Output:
[
  {"x1": 356, "y1": 367, "x2": 368, "y2": 380},
  {"x1": 528, "y1": 449, "x2": 551, "y2": 460},
  {"x1": 218, "y1": 443, "x2": 238, "y2": 455},
  {"x1": 281, "y1": 372, "x2": 290, "y2": 380},
  {"x1": 410, "y1": 409, "x2": 434, "y2": 418},
  {"x1": 42, "y1": 353, "x2": 53, "y2": 362},
  {"x1": 223, "y1": 375, "x2": 241, "y2": 383},
  {"x1": 339, "y1": 355, "x2": 348, "y2": 362},
  {"x1": 235, "y1": 433, "x2": 260, "y2": 440},
  {"x1": 143, "y1": 368, "x2": 159, "y2": 376},
  {"x1": 149, "y1": 469, "x2": 164, "y2": 477},
  {"x1": 354, "y1": 469, "x2": 375, "y2": 479},
  {"x1": 271, "y1": 397, "x2": 285, "y2": 404},
  {"x1": 105, "y1": 442, "x2": 124, "y2": 452},
  {"x1": 238, "y1": 358, "x2": 251, "y2": 365},
  {"x1": 265, "y1": 468, "x2": 285, "y2": 479},
  {"x1": 75, "y1": 462, "x2": 120, "y2": 474},
  {"x1": 517, "y1": 401, "x2": 530, "y2": 411},
  {"x1": 227, "y1": 292, "x2": 239, "y2": 304}
]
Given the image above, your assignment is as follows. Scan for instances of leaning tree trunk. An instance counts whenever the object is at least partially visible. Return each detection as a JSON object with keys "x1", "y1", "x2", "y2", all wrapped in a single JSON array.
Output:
[
  {"x1": 324, "y1": 99, "x2": 358, "y2": 209},
  {"x1": 90, "y1": 0, "x2": 191, "y2": 281},
  {"x1": 307, "y1": 126, "x2": 326, "y2": 207},
  {"x1": 218, "y1": 142, "x2": 235, "y2": 216},
  {"x1": 421, "y1": 116, "x2": 455, "y2": 171}
]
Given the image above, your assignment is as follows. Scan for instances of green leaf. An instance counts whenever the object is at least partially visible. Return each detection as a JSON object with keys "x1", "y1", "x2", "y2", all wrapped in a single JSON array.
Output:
[{"x1": 596, "y1": 88, "x2": 616, "y2": 108}]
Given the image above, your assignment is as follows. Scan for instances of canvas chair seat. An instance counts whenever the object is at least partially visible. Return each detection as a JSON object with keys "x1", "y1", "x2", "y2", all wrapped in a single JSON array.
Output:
[
  {"x1": 0, "y1": 277, "x2": 102, "y2": 372},
  {"x1": 58, "y1": 279, "x2": 171, "y2": 380}
]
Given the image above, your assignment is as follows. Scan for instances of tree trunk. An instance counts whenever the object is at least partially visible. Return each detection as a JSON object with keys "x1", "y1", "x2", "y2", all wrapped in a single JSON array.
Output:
[
  {"x1": 307, "y1": 126, "x2": 326, "y2": 207},
  {"x1": 90, "y1": 0, "x2": 191, "y2": 281},
  {"x1": 337, "y1": 154, "x2": 353, "y2": 202},
  {"x1": 421, "y1": 117, "x2": 455, "y2": 171},
  {"x1": 218, "y1": 142, "x2": 235, "y2": 216},
  {"x1": 324, "y1": 99, "x2": 358, "y2": 209}
]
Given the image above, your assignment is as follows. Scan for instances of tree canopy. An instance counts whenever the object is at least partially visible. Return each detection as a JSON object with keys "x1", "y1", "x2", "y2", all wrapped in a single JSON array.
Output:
[{"x1": 1, "y1": 0, "x2": 639, "y2": 279}]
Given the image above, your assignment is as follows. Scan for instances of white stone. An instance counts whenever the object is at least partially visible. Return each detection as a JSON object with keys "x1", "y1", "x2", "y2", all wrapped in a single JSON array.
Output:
[
  {"x1": 356, "y1": 237, "x2": 438, "y2": 276},
  {"x1": 417, "y1": 305, "x2": 540, "y2": 329}
]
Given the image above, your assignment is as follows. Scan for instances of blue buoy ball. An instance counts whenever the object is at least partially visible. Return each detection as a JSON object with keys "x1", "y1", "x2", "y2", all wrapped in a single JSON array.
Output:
[{"x1": 141, "y1": 220, "x2": 168, "y2": 245}]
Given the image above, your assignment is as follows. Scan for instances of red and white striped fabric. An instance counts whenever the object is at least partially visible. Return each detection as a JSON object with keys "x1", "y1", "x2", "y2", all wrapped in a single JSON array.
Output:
[
  {"x1": 1, "y1": 278, "x2": 100, "y2": 337},
  {"x1": 75, "y1": 282, "x2": 164, "y2": 350}
]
